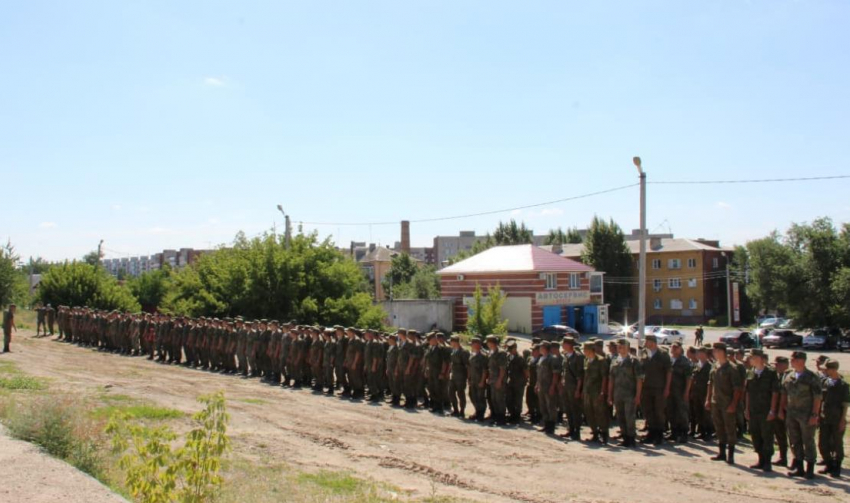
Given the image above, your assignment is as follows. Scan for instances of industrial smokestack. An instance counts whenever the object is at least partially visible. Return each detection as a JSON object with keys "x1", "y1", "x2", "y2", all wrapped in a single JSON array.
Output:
[{"x1": 401, "y1": 220, "x2": 411, "y2": 254}]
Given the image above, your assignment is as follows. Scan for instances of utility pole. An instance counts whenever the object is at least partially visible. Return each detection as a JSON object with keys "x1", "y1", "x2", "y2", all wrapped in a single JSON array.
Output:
[
  {"x1": 276, "y1": 205, "x2": 291, "y2": 249},
  {"x1": 97, "y1": 239, "x2": 104, "y2": 268},
  {"x1": 633, "y1": 157, "x2": 646, "y2": 346},
  {"x1": 723, "y1": 252, "x2": 732, "y2": 327}
]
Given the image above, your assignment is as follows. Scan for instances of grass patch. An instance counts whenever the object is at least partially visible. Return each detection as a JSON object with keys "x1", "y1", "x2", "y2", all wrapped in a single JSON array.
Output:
[
  {"x1": 92, "y1": 403, "x2": 184, "y2": 421},
  {"x1": 298, "y1": 470, "x2": 366, "y2": 495},
  {"x1": 0, "y1": 360, "x2": 21, "y2": 375},
  {"x1": 238, "y1": 398, "x2": 268, "y2": 405},
  {"x1": 0, "y1": 375, "x2": 47, "y2": 391}
]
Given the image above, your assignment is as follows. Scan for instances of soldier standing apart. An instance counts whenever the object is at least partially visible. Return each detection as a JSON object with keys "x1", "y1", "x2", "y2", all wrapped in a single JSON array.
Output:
[
  {"x1": 486, "y1": 335, "x2": 508, "y2": 426},
  {"x1": 706, "y1": 342, "x2": 743, "y2": 465},
  {"x1": 525, "y1": 343, "x2": 540, "y2": 424},
  {"x1": 561, "y1": 337, "x2": 584, "y2": 440},
  {"x1": 744, "y1": 348, "x2": 780, "y2": 472},
  {"x1": 640, "y1": 335, "x2": 672, "y2": 446},
  {"x1": 386, "y1": 334, "x2": 401, "y2": 406},
  {"x1": 46, "y1": 304, "x2": 56, "y2": 336},
  {"x1": 667, "y1": 342, "x2": 693, "y2": 444},
  {"x1": 773, "y1": 355, "x2": 791, "y2": 467},
  {"x1": 403, "y1": 331, "x2": 422, "y2": 408},
  {"x1": 535, "y1": 342, "x2": 556, "y2": 434},
  {"x1": 582, "y1": 342, "x2": 610, "y2": 444},
  {"x1": 608, "y1": 338, "x2": 643, "y2": 448},
  {"x1": 2, "y1": 304, "x2": 16, "y2": 353},
  {"x1": 505, "y1": 340, "x2": 528, "y2": 424},
  {"x1": 691, "y1": 347, "x2": 714, "y2": 440},
  {"x1": 448, "y1": 335, "x2": 469, "y2": 418},
  {"x1": 779, "y1": 351, "x2": 823, "y2": 479},
  {"x1": 818, "y1": 359, "x2": 848, "y2": 478},
  {"x1": 467, "y1": 337, "x2": 488, "y2": 421},
  {"x1": 36, "y1": 305, "x2": 47, "y2": 337},
  {"x1": 424, "y1": 333, "x2": 443, "y2": 412}
]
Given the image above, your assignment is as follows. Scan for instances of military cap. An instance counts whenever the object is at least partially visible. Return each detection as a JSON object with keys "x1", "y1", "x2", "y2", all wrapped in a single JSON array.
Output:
[
  {"x1": 774, "y1": 355, "x2": 789, "y2": 364},
  {"x1": 425, "y1": 332, "x2": 436, "y2": 340},
  {"x1": 750, "y1": 348, "x2": 767, "y2": 358},
  {"x1": 825, "y1": 359, "x2": 840, "y2": 370},
  {"x1": 485, "y1": 334, "x2": 499, "y2": 343},
  {"x1": 470, "y1": 337, "x2": 483, "y2": 345},
  {"x1": 408, "y1": 329, "x2": 420, "y2": 337},
  {"x1": 702, "y1": 343, "x2": 713, "y2": 351},
  {"x1": 712, "y1": 342, "x2": 727, "y2": 351},
  {"x1": 735, "y1": 348, "x2": 746, "y2": 355},
  {"x1": 791, "y1": 351, "x2": 807, "y2": 360},
  {"x1": 396, "y1": 328, "x2": 408, "y2": 334},
  {"x1": 608, "y1": 340, "x2": 618, "y2": 346},
  {"x1": 532, "y1": 343, "x2": 541, "y2": 350},
  {"x1": 816, "y1": 355, "x2": 829, "y2": 364},
  {"x1": 333, "y1": 324, "x2": 343, "y2": 330},
  {"x1": 449, "y1": 334, "x2": 460, "y2": 342},
  {"x1": 436, "y1": 332, "x2": 446, "y2": 339},
  {"x1": 288, "y1": 320, "x2": 298, "y2": 326},
  {"x1": 594, "y1": 339, "x2": 604, "y2": 347},
  {"x1": 345, "y1": 326, "x2": 356, "y2": 332},
  {"x1": 671, "y1": 341, "x2": 682, "y2": 348},
  {"x1": 531, "y1": 337, "x2": 542, "y2": 345},
  {"x1": 616, "y1": 338, "x2": 630, "y2": 346},
  {"x1": 539, "y1": 341, "x2": 551, "y2": 349},
  {"x1": 697, "y1": 346, "x2": 708, "y2": 353},
  {"x1": 260, "y1": 319, "x2": 268, "y2": 323},
  {"x1": 583, "y1": 342, "x2": 597, "y2": 352},
  {"x1": 562, "y1": 336, "x2": 577, "y2": 346},
  {"x1": 505, "y1": 339, "x2": 517, "y2": 348},
  {"x1": 387, "y1": 333, "x2": 398, "y2": 340},
  {"x1": 224, "y1": 317, "x2": 232, "y2": 322},
  {"x1": 645, "y1": 335, "x2": 658, "y2": 343}
]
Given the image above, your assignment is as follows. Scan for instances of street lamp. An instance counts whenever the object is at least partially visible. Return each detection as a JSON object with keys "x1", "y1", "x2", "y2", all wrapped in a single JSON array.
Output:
[
  {"x1": 276, "y1": 204, "x2": 291, "y2": 249},
  {"x1": 633, "y1": 157, "x2": 647, "y2": 345}
]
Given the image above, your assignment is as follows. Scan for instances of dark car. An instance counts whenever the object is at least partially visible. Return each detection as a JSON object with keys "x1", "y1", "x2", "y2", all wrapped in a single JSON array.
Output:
[
  {"x1": 720, "y1": 331, "x2": 756, "y2": 349},
  {"x1": 532, "y1": 325, "x2": 580, "y2": 342},
  {"x1": 762, "y1": 329, "x2": 803, "y2": 349},
  {"x1": 802, "y1": 328, "x2": 841, "y2": 350},
  {"x1": 837, "y1": 330, "x2": 850, "y2": 353}
]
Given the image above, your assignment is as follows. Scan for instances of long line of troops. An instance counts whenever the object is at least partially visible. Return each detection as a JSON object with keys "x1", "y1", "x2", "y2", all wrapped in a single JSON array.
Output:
[{"x1": 48, "y1": 306, "x2": 848, "y2": 480}]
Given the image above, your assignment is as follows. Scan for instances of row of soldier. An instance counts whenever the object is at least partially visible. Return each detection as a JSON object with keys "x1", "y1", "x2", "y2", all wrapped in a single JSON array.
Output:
[{"x1": 51, "y1": 307, "x2": 847, "y2": 480}]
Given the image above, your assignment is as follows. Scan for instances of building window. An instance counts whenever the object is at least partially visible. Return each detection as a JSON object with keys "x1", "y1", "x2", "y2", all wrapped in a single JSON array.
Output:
[
  {"x1": 712, "y1": 257, "x2": 719, "y2": 269},
  {"x1": 670, "y1": 299, "x2": 683, "y2": 310},
  {"x1": 569, "y1": 273, "x2": 580, "y2": 289},
  {"x1": 653, "y1": 299, "x2": 662, "y2": 310},
  {"x1": 669, "y1": 278, "x2": 682, "y2": 289},
  {"x1": 687, "y1": 258, "x2": 697, "y2": 268},
  {"x1": 688, "y1": 278, "x2": 697, "y2": 288},
  {"x1": 668, "y1": 258, "x2": 681, "y2": 269},
  {"x1": 689, "y1": 299, "x2": 698, "y2": 309},
  {"x1": 651, "y1": 259, "x2": 661, "y2": 270},
  {"x1": 544, "y1": 273, "x2": 557, "y2": 290},
  {"x1": 653, "y1": 279, "x2": 662, "y2": 292}
]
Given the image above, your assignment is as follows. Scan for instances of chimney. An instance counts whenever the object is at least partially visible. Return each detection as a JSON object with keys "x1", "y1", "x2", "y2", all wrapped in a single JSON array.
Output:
[
  {"x1": 369, "y1": 243, "x2": 376, "y2": 252},
  {"x1": 401, "y1": 220, "x2": 411, "y2": 254},
  {"x1": 650, "y1": 236, "x2": 662, "y2": 250}
]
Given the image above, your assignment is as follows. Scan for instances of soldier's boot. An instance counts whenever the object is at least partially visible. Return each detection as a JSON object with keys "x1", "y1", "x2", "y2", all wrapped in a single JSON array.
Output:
[
  {"x1": 817, "y1": 460, "x2": 833, "y2": 475},
  {"x1": 676, "y1": 429, "x2": 689, "y2": 444},
  {"x1": 341, "y1": 386, "x2": 351, "y2": 397},
  {"x1": 600, "y1": 430, "x2": 609, "y2": 445},
  {"x1": 476, "y1": 410, "x2": 486, "y2": 422},
  {"x1": 546, "y1": 421, "x2": 556, "y2": 434},
  {"x1": 726, "y1": 445, "x2": 735, "y2": 465},
  {"x1": 618, "y1": 435, "x2": 630, "y2": 447},
  {"x1": 774, "y1": 454, "x2": 788, "y2": 468},
  {"x1": 787, "y1": 460, "x2": 804, "y2": 478},
  {"x1": 763, "y1": 457, "x2": 772, "y2": 473},
  {"x1": 711, "y1": 444, "x2": 727, "y2": 462},
  {"x1": 588, "y1": 430, "x2": 600, "y2": 443},
  {"x1": 804, "y1": 462, "x2": 816, "y2": 480},
  {"x1": 652, "y1": 429, "x2": 664, "y2": 446},
  {"x1": 750, "y1": 454, "x2": 765, "y2": 470},
  {"x1": 639, "y1": 431, "x2": 654, "y2": 444},
  {"x1": 831, "y1": 459, "x2": 843, "y2": 478},
  {"x1": 817, "y1": 459, "x2": 827, "y2": 466}
]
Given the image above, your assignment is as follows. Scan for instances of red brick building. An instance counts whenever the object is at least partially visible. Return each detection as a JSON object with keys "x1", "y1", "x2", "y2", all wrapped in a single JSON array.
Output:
[{"x1": 438, "y1": 245, "x2": 604, "y2": 334}]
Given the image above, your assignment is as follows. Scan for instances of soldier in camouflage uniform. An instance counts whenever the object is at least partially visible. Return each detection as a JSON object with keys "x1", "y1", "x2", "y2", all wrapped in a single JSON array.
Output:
[
  {"x1": 403, "y1": 331, "x2": 422, "y2": 409},
  {"x1": 608, "y1": 338, "x2": 643, "y2": 447},
  {"x1": 448, "y1": 334, "x2": 469, "y2": 418},
  {"x1": 818, "y1": 359, "x2": 848, "y2": 478},
  {"x1": 386, "y1": 333, "x2": 401, "y2": 406},
  {"x1": 773, "y1": 355, "x2": 791, "y2": 467},
  {"x1": 582, "y1": 342, "x2": 609, "y2": 444},
  {"x1": 486, "y1": 335, "x2": 508, "y2": 426},
  {"x1": 780, "y1": 351, "x2": 823, "y2": 479},
  {"x1": 561, "y1": 337, "x2": 584, "y2": 440},
  {"x1": 322, "y1": 328, "x2": 337, "y2": 395},
  {"x1": 706, "y1": 342, "x2": 743, "y2": 464},
  {"x1": 425, "y1": 333, "x2": 444, "y2": 413},
  {"x1": 505, "y1": 339, "x2": 527, "y2": 425},
  {"x1": 690, "y1": 346, "x2": 713, "y2": 440},
  {"x1": 744, "y1": 348, "x2": 780, "y2": 472},
  {"x1": 334, "y1": 325, "x2": 348, "y2": 393},
  {"x1": 525, "y1": 343, "x2": 541, "y2": 424},
  {"x1": 344, "y1": 328, "x2": 365, "y2": 399},
  {"x1": 667, "y1": 342, "x2": 692, "y2": 444},
  {"x1": 467, "y1": 337, "x2": 488, "y2": 421},
  {"x1": 535, "y1": 342, "x2": 557, "y2": 434},
  {"x1": 310, "y1": 327, "x2": 324, "y2": 390},
  {"x1": 640, "y1": 335, "x2": 672, "y2": 446},
  {"x1": 367, "y1": 329, "x2": 385, "y2": 401}
]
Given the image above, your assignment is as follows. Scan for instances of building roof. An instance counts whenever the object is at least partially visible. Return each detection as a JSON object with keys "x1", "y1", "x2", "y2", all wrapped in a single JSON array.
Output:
[
  {"x1": 437, "y1": 244, "x2": 594, "y2": 275},
  {"x1": 360, "y1": 247, "x2": 398, "y2": 263},
  {"x1": 544, "y1": 238, "x2": 732, "y2": 259}
]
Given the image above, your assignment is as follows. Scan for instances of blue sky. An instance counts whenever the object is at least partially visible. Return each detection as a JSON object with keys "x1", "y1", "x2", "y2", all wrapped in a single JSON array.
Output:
[{"x1": 2, "y1": 1, "x2": 849, "y2": 262}]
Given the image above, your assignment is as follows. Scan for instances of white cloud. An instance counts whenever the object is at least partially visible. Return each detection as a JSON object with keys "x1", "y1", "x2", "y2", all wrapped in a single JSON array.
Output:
[
  {"x1": 539, "y1": 208, "x2": 564, "y2": 217},
  {"x1": 204, "y1": 77, "x2": 226, "y2": 87},
  {"x1": 39, "y1": 222, "x2": 57, "y2": 229},
  {"x1": 207, "y1": 218, "x2": 220, "y2": 225},
  {"x1": 510, "y1": 209, "x2": 523, "y2": 217},
  {"x1": 716, "y1": 201, "x2": 732, "y2": 210},
  {"x1": 111, "y1": 204, "x2": 122, "y2": 211}
]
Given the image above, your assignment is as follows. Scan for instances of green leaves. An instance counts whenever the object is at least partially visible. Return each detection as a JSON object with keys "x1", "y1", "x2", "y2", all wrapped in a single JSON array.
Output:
[
  {"x1": 107, "y1": 391, "x2": 230, "y2": 503},
  {"x1": 37, "y1": 261, "x2": 140, "y2": 312},
  {"x1": 581, "y1": 216, "x2": 632, "y2": 310},
  {"x1": 466, "y1": 282, "x2": 509, "y2": 338}
]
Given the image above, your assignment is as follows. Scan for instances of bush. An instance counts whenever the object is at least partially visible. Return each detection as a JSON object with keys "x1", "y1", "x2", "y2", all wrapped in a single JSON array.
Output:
[
  {"x1": 466, "y1": 282, "x2": 508, "y2": 338},
  {"x1": 2, "y1": 396, "x2": 107, "y2": 479},
  {"x1": 37, "y1": 261, "x2": 140, "y2": 312}
]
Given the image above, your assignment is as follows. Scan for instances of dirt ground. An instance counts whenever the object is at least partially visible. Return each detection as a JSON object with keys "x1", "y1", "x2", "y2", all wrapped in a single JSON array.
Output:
[
  {"x1": 3, "y1": 329, "x2": 849, "y2": 503},
  {"x1": 0, "y1": 423, "x2": 126, "y2": 503}
]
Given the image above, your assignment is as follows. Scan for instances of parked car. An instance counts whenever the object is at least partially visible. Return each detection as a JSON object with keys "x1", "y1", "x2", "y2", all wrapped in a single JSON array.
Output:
[
  {"x1": 762, "y1": 329, "x2": 803, "y2": 348},
  {"x1": 720, "y1": 331, "x2": 756, "y2": 349},
  {"x1": 759, "y1": 317, "x2": 780, "y2": 328},
  {"x1": 838, "y1": 331, "x2": 850, "y2": 353},
  {"x1": 655, "y1": 328, "x2": 684, "y2": 344},
  {"x1": 777, "y1": 318, "x2": 795, "y2": 329},
  {"x1": 802, "y1": 328, "x2": 841, "y2": 350},
  {"x1": 753, "y1": 327, "x2": 774, "y2": 342},
  {"x1": 532, "y1": 325, "x2": 580, "y2": 342},
  {"x1": 644, "y1": 325, "x2": 662, "y2": 337}
]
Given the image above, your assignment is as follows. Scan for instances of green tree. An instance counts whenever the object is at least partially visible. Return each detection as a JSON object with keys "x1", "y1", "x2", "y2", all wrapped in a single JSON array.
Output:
[
  {"x1": 25, "y1": 256, "x2": 52, "y2": 274},
  {"x1": 36, "y1": 261, "x2": 141, "y2": 312},
  {"x1": 466, "y1": 282, "x2": 508, "y2": 338},
  {"x1": 730, "y1": 245, "x2": 755, "y2": 323},
  {"x1": 83, "y1": 250, "x2": 101, "y2": 266},
  {"x1": 128, "y1": 267, "x2": 173, "y2": 312},
  {"x1": 566, "y1": 227, "x2": 583, "y2": 244},
  {"x1": 744, "y1": 232, "x2": 793, "y2": 316},
  {"x1": 381, "y1": 253, "x2": 419, "y2": 298},
  {"x1": 391, "y1": 266, "x2": 442, "y2": 300},
  {"x1": 449, "y1": 220, "x2": 534, "y2": 264},
  {"x1": 545, "y1": 227, "x2": 582, "y2": 246},
  {"x1": 0, "y1": 240, "x2": 24, "y2": 308},
  {"x1": 580, "y1": 216, "x2": 633, "y2": 312}
]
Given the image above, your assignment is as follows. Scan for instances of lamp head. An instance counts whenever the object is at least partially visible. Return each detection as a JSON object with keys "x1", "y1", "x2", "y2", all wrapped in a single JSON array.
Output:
[
  {"x1": 276, "y1": 204, "x2": 284, "y2": 212},
  {"x1": 632, "y1": 156, "x2": 642, "y2": 173}
]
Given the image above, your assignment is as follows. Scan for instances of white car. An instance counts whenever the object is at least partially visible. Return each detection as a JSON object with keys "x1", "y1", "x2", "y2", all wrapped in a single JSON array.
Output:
[
  {"x1": 655, "y1": 328, "x2": 684, "y2": 344},
  {"x1": 643, "y1": 325, "x2": 661, "y2": 337}
]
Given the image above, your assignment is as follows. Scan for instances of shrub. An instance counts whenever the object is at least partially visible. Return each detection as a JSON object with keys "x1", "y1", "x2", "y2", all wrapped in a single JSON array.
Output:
[{"x1": 466, "y1": 282, "x2": 509, "y2": 339}]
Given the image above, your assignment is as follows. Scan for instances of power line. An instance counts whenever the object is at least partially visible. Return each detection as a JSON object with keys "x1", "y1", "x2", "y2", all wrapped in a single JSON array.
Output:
[
  {"x1": 649, "y1": 174, "x2": 850, "y2": 185},
  {"x1": 298, "y1": 183, "x2": 640, "y2": 226}
]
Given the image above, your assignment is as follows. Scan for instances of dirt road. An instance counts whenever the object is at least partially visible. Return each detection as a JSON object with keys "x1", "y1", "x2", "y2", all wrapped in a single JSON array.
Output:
[{"x1": 4, "y1": 331, "x2": 849, "y2": 503}]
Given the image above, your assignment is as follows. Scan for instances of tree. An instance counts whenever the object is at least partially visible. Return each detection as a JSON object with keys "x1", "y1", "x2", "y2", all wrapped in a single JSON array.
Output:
[
  {"x1": 36, "y1": 261, "x2": 141, "y2": 312},
  {"x1": 83, "y1": 251, "x2": 101, "y2": 266},
  {"x1": 381, "y1": 253, "x2": 419, "y2": 297},
  {"x1": 580, "y1": 216, "x2": 633, "y2": 312},
  {"x1": 25, "y1": 256, "x2": 52, "y2": 274},
  {"x1": 545, "y1": 227, "x2": 582, "y2": 246},
  {"x1": 466, "y1": 282, "x2": 508, "y2": 338},
  {"x1": 128, "y1": 266, "x2": 173, "y2": 312},
  {"x1": 391, "y1": 266, "x2": 442, "y2": 300},
  {"x1": 0, "y1": 240, "x2": 24, "y2": 308},
  {"x1": 449, "y1": 220, "x2": 534, "y2": 264},
  {"x1": 744, "y1": 232, "x2": 793, "y2": 316},
  {"x1": 163, "y1": 231, "x2": 386, "y2": 328}
]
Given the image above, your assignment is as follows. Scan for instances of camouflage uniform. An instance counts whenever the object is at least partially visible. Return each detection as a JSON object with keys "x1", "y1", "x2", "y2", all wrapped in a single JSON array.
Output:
[
  {"x1": 610, "y1": 354, "x2": 643, "y2": 444},
  {"x1": 781, "y1": 368, "x2": 822, "y2": 470},
  {"x1": 583, "y1": 353, "x2": 610, "y2": 442}
]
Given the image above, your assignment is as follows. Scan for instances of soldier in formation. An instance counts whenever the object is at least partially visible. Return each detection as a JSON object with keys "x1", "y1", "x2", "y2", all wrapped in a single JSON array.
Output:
[{"x1": 37, "y1": 307, "x2": 849, "y2": 480}]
